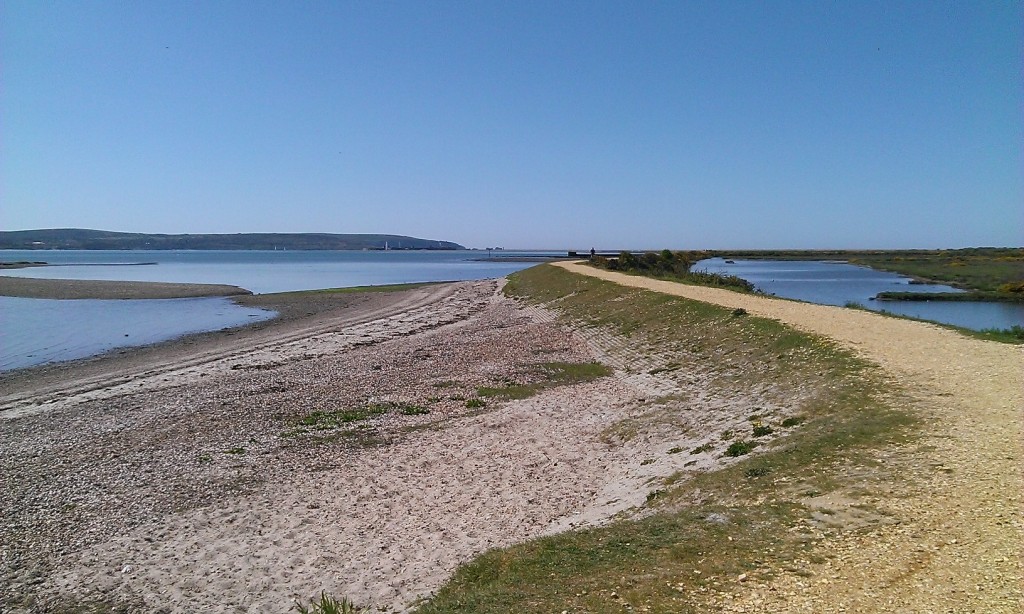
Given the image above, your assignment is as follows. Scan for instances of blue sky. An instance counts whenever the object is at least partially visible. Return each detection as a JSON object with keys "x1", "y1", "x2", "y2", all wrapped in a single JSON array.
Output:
[{"x1": 2, "y1": 1, "x2": 1020, "y2": 249}]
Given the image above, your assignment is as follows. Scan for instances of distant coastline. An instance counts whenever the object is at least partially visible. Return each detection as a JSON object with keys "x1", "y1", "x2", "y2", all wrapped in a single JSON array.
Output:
[{"x1": 0, "y1": 228, "x2": 465, "y2": 251}]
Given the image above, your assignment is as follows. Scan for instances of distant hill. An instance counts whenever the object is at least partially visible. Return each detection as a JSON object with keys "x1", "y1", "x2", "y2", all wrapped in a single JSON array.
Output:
[{"x1": 0, "y1": 229, "x2": 465, "y2": 251}]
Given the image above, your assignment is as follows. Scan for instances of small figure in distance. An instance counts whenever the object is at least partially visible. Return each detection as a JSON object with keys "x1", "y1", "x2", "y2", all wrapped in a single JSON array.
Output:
[{"x1": 590, "y1": 247, "x2": 596, "y2": 260}]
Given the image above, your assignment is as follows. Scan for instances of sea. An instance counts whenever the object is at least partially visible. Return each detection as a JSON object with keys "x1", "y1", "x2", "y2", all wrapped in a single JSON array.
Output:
[
  {"x1": 1, "y1": 250, "x2": 1020, "y2": 372},
  {"x1": 0, "y1": 249, "x2": 546, "y2": 371}
]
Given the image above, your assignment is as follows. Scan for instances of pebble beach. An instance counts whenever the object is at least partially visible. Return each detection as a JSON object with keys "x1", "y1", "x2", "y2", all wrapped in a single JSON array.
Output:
[{"x1": 1, "y1": 278, "x2": 732, "y2": 612}]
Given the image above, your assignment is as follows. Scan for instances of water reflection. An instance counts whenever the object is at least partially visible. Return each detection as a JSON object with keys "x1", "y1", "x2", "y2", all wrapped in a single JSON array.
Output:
[{"x1": 0, "y1": 296, "x2": 275, "y2": 371}]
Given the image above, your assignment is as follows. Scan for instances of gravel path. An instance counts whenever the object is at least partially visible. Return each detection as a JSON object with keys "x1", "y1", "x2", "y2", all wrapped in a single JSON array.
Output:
[{"x1": 557, "y1": 261, "x2": 1024, "y2": 613}]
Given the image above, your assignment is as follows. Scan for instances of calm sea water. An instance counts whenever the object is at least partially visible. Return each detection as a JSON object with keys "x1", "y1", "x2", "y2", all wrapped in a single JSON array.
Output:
[
  {"x1": 695, "y1": 258, "x2": 1024, "y2": 331},
  {"x1": 0, "y1": 249, "x2": 544, "y2": 294},
  {"x1": 0, "y1": 249, "x2": 543, "y2": 371},
  {"x1": 0, "y1": 296, "x2": 275, "y2": 371}
]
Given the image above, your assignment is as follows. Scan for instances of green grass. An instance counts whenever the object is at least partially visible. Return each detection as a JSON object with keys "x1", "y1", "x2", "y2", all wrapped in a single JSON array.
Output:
[
  {"x1": 975, "y1": 325, "x2": 1024, "y2": 343},
  {"x1": 724, "y1": 440, "x2": 757, "y2": 457},
  {"x1": 282, "y1": 401, "x2": 431, "y2": 441},
  {"x1": 415, "y1": 264, "x2": 915, "y2": 613},
  {"x1": 295, "y1": 592, "x2": 361, "y2": 614},
  {"x1": 398, "y1": 404, "x2": 430, "y2": 416},
  {"x1": 476, "y1": 362, "x2": 611, "y2": 401},
  {"x1": 297, "y1": 406, "x2": 387, "y2": 429}
]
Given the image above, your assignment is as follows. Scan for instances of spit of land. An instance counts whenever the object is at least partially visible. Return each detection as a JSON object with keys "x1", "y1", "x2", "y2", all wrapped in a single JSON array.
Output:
[{"x1": 0, "y1": 263, "x2": 1019, "y2": 613}]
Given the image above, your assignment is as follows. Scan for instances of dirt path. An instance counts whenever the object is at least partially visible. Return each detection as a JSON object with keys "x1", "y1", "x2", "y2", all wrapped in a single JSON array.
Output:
[{"x1": 556, "y1": 261, "x2": 1023, "y2": 613}]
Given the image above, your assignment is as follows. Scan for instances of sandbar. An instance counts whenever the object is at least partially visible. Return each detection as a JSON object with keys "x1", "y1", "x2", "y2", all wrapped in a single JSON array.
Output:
[{"x1": 0, "y1": 275, "x2": 252, "y2": 299}]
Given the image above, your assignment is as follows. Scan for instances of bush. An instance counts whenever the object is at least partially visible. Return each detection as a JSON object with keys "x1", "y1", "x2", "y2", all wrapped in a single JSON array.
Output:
[{"x1": 725, "y1": 440, "x2": 757, "y2": 457}]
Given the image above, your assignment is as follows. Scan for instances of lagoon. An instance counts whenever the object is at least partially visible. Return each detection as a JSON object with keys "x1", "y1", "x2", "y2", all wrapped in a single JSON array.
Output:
[{"x1": 695, "y1": 258, "x2": 1024, "y2": 332}]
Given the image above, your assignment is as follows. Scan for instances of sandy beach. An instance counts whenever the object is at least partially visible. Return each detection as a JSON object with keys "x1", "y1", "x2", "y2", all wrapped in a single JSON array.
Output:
[
  {"x1": 2, "y1": 267, "x2": 1021, "y2": 612},
  {"x1": 2, "y1": 277, "x2": 722, "y2": 612}
]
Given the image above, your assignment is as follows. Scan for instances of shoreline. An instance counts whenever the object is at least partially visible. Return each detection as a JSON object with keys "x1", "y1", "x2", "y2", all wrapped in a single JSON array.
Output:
[{"x1": 0, "y1": 282, "x2": 468, "y2": 411}]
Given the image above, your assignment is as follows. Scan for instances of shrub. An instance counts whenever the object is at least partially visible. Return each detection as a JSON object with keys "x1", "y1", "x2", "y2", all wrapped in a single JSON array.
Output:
[
  {"x1": 465, "y1": 398, "x2": 486, "y2": 409},
  {"x1": 752, "y1": 424, "x2": 773, "y2": 437},
  {"x1": 725, "y1": 440, "x2": 757, "y2": 457}
]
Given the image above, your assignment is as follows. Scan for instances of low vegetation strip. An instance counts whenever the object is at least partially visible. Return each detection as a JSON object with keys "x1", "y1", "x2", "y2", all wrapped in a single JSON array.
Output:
[
  {"x1": 589, "y1": 249, "x2": 756, "y2": 292},
  {"x1": 416, "y1": 265, "x2": 918, "y2": 613},
  {"x1": 875, "y1": 289, "x2": 1024, "y2": 303}
]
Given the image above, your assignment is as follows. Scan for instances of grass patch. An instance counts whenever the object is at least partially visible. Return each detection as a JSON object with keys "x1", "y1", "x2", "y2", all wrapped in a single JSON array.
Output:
[
  {"x1": 724, "y1": 440, "x2": 757, "y2": 457},
  {"x1": 298, "y1": 406, "x2": 387, "y2": 429},
  {"x1": 295, "y1": 592, "x2": 361, "y2": 614},
  {"x1": 690, "y1": 443, "x2": 714, "y2": 455},
  {"x1": 465, "y1": 398, "x2": 486, "y2": 409},
  {"x1": 415, "y1": 264, "x2": 916, "y2": 613},
  {"x1": 283, "y1": 402, "x2": 422, "y2": 440},
  {"x1": 477, "y1": 362, "x2": 611, "y2": 401},
  {"x1": 975, "y1": 325, "x2": 1024, "y2": 344},
  {"x1": 398, "y1": 404, "x2": 430, "y2": 416}
]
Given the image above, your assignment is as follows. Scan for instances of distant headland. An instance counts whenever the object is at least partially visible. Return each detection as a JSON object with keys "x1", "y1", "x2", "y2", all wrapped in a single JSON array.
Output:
[{"x1": 0, "y1": 229, "x2": 465, "y2": 251}]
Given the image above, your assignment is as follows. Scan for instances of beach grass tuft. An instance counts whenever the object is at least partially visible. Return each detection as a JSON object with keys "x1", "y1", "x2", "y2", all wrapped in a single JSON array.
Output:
[{"x1": 294, "y1": 592, "x2": 361, "y2": 614}]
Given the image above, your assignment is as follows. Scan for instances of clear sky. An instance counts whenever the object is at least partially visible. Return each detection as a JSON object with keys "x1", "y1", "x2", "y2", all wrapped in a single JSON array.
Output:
[{"x1": 2, "y1": 1, "x2": 1020, "y2": 249}]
